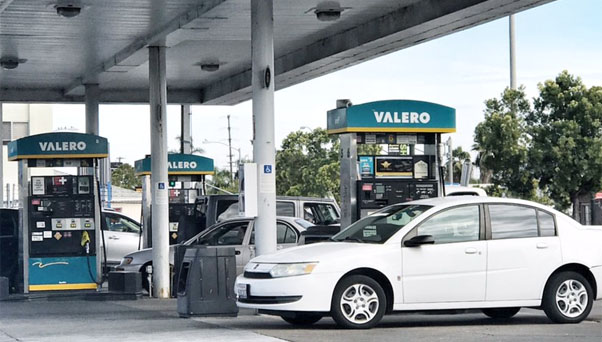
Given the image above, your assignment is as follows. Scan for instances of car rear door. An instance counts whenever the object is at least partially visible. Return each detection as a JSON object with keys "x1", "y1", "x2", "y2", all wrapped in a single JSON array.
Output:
[
  {"x1": 485, "y1": 204, "x2": 561, "y2": 301},
  {"x1": 402, "y1": 204, "x2": 487, "y2": 303}
]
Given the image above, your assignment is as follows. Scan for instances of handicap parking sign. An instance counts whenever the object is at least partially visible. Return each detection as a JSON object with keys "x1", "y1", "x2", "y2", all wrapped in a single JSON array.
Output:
[{"x1": 263, "y1": 164, "x2": 272, "y2": 174}]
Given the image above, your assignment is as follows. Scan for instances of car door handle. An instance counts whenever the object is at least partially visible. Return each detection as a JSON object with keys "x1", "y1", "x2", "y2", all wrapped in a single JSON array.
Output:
[
  {"x1": 235, "y1": 250, "x2": 241, "y2": 255},
  {"x1": 536, "y1": 243, "x2": 548, "y2": 249},
  {"x1": 108, "y1": 236, "x2": 119, "y2": 240},
  {"x1": 465, "y1": 248, "x2": 478, "y2": 255},
  {"x1": 277, "y1": 245, "x2": 283, "y2": 250}
]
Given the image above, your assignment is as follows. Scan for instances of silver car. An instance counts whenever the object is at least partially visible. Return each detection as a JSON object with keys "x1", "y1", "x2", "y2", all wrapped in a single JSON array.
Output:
[{"x1": 116, "y1": 216, "x2": 313, "y2": 291}]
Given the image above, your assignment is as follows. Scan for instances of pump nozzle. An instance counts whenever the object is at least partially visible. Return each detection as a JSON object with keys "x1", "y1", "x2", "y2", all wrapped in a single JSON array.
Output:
[{"x1": 81, "y1": 231, "x2": 91, "y2": 254}]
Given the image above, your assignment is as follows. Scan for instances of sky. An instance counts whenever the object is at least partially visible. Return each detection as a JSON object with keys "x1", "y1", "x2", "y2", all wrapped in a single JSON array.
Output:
[{"x1": 53, "y1": 0, "x2": 602, "y2": 170}]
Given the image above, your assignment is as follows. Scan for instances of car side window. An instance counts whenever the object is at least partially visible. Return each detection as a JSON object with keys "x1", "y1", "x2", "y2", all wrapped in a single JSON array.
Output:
[
  {"x1": 415, "y1": 205, "x2": 480, "y2": 244},
  {"x1": 489, "y1": 205, "x2": 538, "y2": 239},
  {"x1": 198, "y1": 221, "x2": 249, "y2": 246},
  {"x1": 537, "y1": 210, "x2": 556, "y2": 237},
  {"x1": 276, "y1": 201, "x2": 295, "y2": 217},
  {"x1": 105, "y1": 214, "x2": 141, "y2": 234},
  {"x1": 277, "y1": 222, "x2": 298, "y2": 244},
  {"x1": 303, "y1": 202, "x2": 339, "y2": 225}
]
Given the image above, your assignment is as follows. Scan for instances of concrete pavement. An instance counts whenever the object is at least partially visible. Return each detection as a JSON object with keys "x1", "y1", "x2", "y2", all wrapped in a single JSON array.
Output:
[{"x1": 1, "y1": 296, "x2": 600, "y2": 342}]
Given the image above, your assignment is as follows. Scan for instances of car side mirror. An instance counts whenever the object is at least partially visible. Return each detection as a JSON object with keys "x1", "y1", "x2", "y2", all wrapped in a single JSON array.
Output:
[{"x1": 403, "y1": 234, "x2": 435, "y2": 247}]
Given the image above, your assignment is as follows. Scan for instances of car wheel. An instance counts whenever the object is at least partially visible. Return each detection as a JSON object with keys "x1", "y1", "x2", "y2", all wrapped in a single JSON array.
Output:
[
  {"x1": 543, "y1": 271, "x2": 593, "y2": 323},
  {"x1": 331, "y1": 275, "x2": 386, "y2": 329},
  {"x1": 281, "y1": 313, "x2": 323, "y2": 326},
  {"x1": 482, "y1": 307, "x2": 520, "y2": 319}
]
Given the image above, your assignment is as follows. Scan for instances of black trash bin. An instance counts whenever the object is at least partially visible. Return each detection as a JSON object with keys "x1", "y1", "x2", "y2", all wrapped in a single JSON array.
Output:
[{"x1": 176, "y1": 246, "x2": 238, "y2": 317}]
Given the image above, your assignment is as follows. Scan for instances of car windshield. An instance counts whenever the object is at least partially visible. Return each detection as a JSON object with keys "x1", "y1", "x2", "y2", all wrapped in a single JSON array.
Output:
[{"x1": 331, "y1": 205, "x2": 432, "y2": 244}]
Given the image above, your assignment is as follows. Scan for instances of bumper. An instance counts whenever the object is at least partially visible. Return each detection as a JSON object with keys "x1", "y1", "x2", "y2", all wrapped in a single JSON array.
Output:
[
  {"x1": 235, "y1": 272, "x2": 341, "y2": 312},
  {"x1": 114, "y1": 263, "x2": 143, "y2": 273}
]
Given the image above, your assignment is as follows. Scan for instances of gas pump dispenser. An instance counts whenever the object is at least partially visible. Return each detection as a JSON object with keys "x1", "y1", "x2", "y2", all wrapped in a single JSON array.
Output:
[
  {"x1": 135, "y1": 154, "x2": 214, "y2": 246},
  {"x1": 8, "y1": 132, "x2": 108, "y2": 292},
  {"x1": 327, "y1": 100, "x2": 456, "y2": 226}
]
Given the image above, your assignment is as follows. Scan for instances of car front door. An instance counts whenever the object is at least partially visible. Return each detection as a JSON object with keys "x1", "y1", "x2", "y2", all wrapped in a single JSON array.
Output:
[
  {"x1": 485, "y1": 205, "x2": 562, "y2": 301},
  {"x1": 103, "y1": 213, "x2": 142, "y2": 264},
  {"x1": 402, "y1": 204, "x2": 487, "y2": 304}
]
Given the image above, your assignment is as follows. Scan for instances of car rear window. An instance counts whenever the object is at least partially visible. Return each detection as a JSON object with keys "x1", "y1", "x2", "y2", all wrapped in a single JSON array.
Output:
[{"x1": 489, "y1": 205, "x2": 538, "y2": 239}]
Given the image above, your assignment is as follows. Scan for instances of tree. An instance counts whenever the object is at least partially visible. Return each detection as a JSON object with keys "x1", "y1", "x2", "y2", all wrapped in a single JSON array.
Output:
[
  {"x1": 528, "y1": 71, "x2": 602, "y2": 218},
  {"x1": 111, "y1": 163, "x2": 141, "y2": 190},
  {"x1": 276, "y1": 128, "x2": 340, "y2": 200},
  {"x1": 473, "y1": 86, "x2": 536, "y2": 198},
  {"x1": 206, "y1": 168, "x2": 238, "y2": 194},
  {"x1": 444, "y1": 147, "x2": 471, "y2": 184}
]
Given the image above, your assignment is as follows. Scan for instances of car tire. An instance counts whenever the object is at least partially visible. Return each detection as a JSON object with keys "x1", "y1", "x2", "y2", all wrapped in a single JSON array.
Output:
[
  {"x1": 543, "y1": 271, "x2": 593, "y2": 323},
  {"x1": 331, "y1": 275, "x2": 386, "y2": 329},
  {"x1": 281, "y1": 313, "x2": 323, "y2": 326},
  {"x1": 482, "y1": 307, "x2": 520, "y2": 319}
]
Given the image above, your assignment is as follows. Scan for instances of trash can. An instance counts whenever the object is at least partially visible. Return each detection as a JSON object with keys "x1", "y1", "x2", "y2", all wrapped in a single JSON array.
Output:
[{"x1": 176, "y1": 246, "x2": 238, "y2": 317}]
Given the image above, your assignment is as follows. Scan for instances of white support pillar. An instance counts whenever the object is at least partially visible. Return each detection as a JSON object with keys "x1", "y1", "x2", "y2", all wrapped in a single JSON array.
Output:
[
  {"x1": 180, "y1": 105, "x2": 192, "y2": 154},
  {"x1": 85, "y1": 84, "x2": 100, "y2": 135},
  {"x1": 509, "y1": 15, "x2": 517, "y2": 90},
  {"x1": 149, "y1": 42, "x2": 170, "y2": 298},
  {"x1": 0, "y1": 103, "x2": 4, "y2": 207},
  {"x1": 251, "y1": 0, "x2": 276, "y2": 256}
]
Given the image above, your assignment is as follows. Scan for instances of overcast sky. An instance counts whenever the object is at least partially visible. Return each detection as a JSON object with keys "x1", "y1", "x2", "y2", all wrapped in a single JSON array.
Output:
[{"x1": 53, "y1": 0, "x2": 602, "y2": 170}]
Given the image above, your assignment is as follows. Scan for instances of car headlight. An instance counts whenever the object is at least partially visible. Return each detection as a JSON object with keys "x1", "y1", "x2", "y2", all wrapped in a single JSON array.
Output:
[
  {"x1": 269, "y1": 263, "x2": 317, "y2": 278},
  {"x1": 121, "y1": 257, "x2": 133, "y2": 265}
]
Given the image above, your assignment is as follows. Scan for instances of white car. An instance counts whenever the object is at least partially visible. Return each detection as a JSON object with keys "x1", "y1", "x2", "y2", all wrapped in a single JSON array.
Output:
[{"x1": 236, "y1": 197, "x2": 602, "y2": 329}]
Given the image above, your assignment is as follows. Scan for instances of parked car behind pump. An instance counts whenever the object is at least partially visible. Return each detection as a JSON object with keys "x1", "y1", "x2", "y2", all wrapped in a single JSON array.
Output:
[
  {"x1": 236, "y1": 196, "x2": 602, "y2": 329},
  {"x1": 217, "y1": 196, "x2": 341, "y2": 226},
  {"x1": 117, "y1": 216, "x2": 312, "y2": 291}
]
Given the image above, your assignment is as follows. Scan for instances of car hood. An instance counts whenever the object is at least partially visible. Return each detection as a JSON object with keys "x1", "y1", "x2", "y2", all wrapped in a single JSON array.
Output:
[
  {"x1": 126, "y1": 245, "x2": 177, "y2": 261},
  {"x1": 251, "y1": 242, "x2": 381, "y2": 264}
]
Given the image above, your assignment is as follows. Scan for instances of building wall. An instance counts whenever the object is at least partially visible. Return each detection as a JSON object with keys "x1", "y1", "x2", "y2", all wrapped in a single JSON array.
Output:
[{"x1": 2, "y1": 104, "x2": 54, "y2": 205}]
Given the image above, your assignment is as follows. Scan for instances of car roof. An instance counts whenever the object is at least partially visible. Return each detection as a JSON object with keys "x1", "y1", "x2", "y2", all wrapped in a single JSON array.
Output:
[{"x1": 396, "y1": 196, "x2": 558, "y2": 213}]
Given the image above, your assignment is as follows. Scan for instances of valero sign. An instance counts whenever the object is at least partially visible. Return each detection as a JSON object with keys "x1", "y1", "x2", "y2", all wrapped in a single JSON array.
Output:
[
  {"x1": 135, "y1": 154, "x2": 215, "y2": 176},
  {"x1": 8, "y1": 132, "x2": 109, "y2": 160},
  {"x1": 327, "y1": 100, "x2": 456, "y2": 134}
]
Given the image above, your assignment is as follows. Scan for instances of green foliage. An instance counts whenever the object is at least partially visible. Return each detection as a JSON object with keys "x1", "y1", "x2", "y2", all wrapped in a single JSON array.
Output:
[
  {"x1": 528, "y1": 71, "x2": 602, "y2": 212},
  {"x1": 473, "y1": 71, "x2": 602, "y2": 217},
  {"x1": 444, "y1": 147, "x2": 471, "y2": 184},
  {"x1": 358, "y1": 144, "x2": 383, "y2": 155},
  {"x1": 111, "y1": 163, "x2": 141, "y2": 190},
  {"x1": 276, "y1": 128, "x2": 340, "y2": 201},
  {"x1": 207, "y1": 168, "x2": 238, "y2": 194},
  {"x1": 473, "y1": 86, "x2": 535, "y2": 198}
]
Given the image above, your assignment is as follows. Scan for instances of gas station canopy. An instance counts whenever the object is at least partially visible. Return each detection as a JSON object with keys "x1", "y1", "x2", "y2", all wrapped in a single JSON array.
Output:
[{"x1": 0, "y1": 0, "x2": 551, "y2": 104}]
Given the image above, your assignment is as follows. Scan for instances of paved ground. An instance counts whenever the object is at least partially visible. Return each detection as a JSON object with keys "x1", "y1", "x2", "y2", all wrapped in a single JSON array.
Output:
[{"x1": 1, "y1": 296, "x2": 600, "y2": 342}]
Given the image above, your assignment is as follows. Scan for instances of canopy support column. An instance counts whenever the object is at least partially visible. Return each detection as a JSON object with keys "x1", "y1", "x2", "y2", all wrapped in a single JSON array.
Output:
[
  {"x1": 251, "y1": 0, "x2": 276, "y2": 256},
  {"x1": 149, "y1": 42, "x2": 170, "y2": 298}
]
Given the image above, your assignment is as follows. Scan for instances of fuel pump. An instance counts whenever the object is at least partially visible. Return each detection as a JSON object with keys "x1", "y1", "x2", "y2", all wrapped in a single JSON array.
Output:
[
  {"x1": 135, "y1": 154, "x2": 214, "y2": 247},
  {"x1": 9, "y1": 132, "x2": 108, "y2": 292},
  {"x1": 327, "y1": 100, "x2": 456, "y2": 225}
]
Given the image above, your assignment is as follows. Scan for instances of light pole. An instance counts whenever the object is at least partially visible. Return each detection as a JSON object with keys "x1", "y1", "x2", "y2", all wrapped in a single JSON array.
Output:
[{"x1": 203, "y1": 139, "x2": 242, "y2": 178}]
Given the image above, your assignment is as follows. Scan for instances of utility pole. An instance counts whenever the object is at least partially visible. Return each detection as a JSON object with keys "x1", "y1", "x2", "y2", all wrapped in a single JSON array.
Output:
[
  {"x1": 509, "y1": 15, "x2": 516, "y2": 90},
  {"x1": 227, "y1": 115, "x2": 233, "y2": 183}
]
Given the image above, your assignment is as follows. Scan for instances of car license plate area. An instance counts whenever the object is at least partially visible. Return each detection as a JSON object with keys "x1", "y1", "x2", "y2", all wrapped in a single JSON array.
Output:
[{"x1": 237, "y1": 283, "x2": 249, "y2": 299}]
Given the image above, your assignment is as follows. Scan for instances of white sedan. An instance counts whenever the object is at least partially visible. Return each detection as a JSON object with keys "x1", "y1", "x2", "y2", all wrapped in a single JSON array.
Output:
[{"x1": 235, "y1": 197, "x2": 602, "y2": 329}]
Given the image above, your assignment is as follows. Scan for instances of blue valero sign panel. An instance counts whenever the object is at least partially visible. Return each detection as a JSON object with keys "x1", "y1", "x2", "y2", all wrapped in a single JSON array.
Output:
[
  {"x1": 8, "y1": 132, "x2": 109, "y2": 160},
  {"x1": 135, "y1": 154, "x2": 215, "y2": 176},
  {"x1": 327, "y1": 100, "x2": 456, "y2": 134}
]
